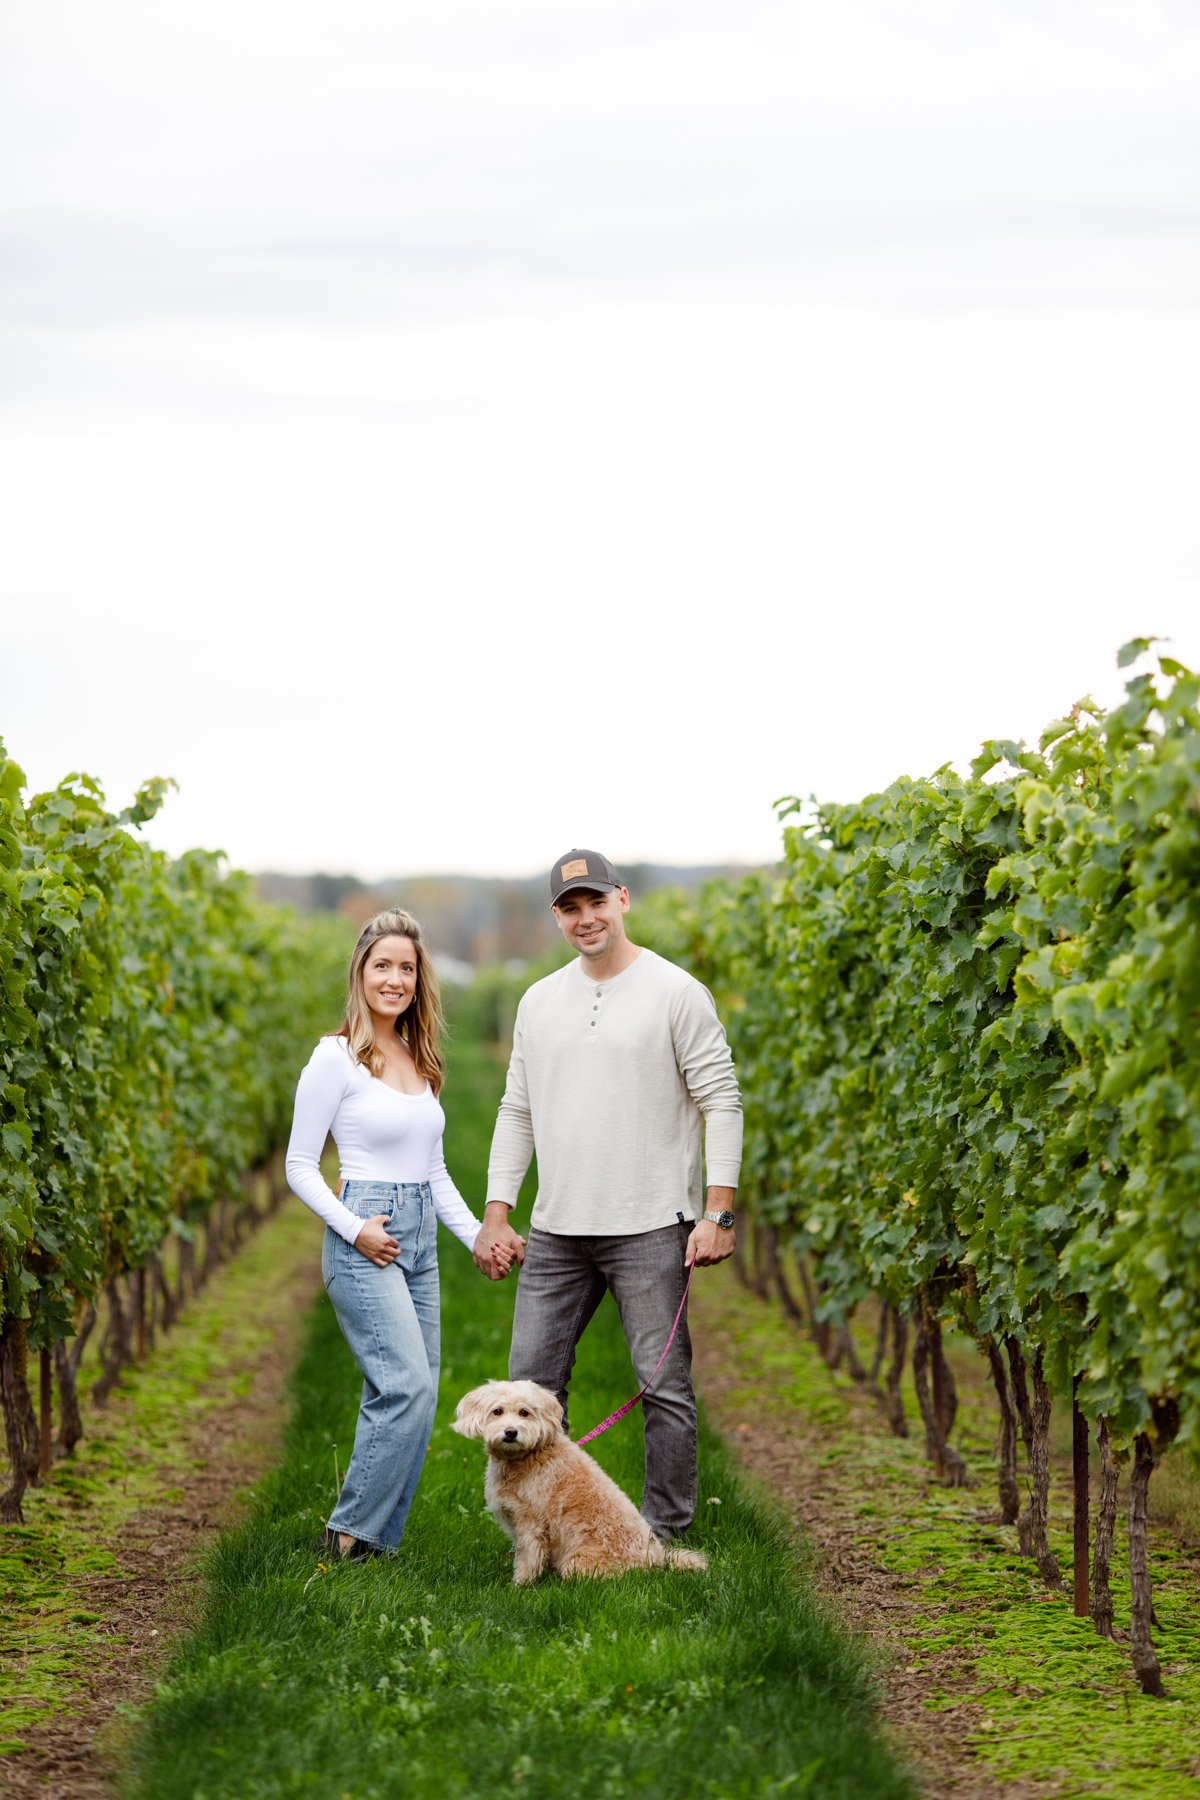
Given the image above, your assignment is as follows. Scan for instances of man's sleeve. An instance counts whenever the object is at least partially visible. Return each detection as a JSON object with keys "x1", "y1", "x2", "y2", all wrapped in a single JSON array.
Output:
[
  {"x1": 671, "y1": 980, "x2": 744, "y2": 1188},
  {"x1": 485, "y1": 998, "x2": 536, "y2": 1207}
]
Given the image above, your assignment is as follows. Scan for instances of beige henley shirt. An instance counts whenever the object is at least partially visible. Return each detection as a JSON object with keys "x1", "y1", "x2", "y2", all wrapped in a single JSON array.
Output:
[{"x1": 485, "y1": 948, "x2": 743, "y2": 1235}]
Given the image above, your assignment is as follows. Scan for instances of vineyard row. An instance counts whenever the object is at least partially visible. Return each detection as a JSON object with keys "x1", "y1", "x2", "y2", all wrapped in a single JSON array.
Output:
[
  {"x1": 0, "y1": 746, "x2": 347, "y2": 1522},
  {"x1": 636, "y1": 642, "x2": 1199, "y2": 1697}
]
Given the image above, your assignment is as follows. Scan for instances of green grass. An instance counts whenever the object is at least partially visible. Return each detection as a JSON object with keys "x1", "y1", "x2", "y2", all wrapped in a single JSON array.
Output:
[
  {"x1": 0, "y1": 1187, "x2": 322, "y2": 1755},
  {"x1": 697, "y1": 1271, "x2": 1200, "y2": 1799},
  {"x1": 121, "y1": 1038, "x2": 915, "y2": 1800}
]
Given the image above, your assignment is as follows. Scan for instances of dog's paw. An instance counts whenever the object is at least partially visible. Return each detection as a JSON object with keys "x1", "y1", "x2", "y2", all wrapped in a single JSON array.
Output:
[
  {"x1": 664, "y1": 1546, "x2": 708, "y2": 1572},
  {"x1": 512, "y1": 1550, "x2": 547, "y2": 1586}
]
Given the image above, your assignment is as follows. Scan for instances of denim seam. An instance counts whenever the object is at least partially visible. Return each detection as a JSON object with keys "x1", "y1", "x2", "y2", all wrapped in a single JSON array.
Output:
[
  {"x1": 335, "y1": 1192, "x2": 402, "y2": 1527},
  {"x1": 560, "y1": 1256, "x2": 606, "y2": 1396},
  {"x1": 331, "y1": 1283, "x2": 387, "y2": 1537}
]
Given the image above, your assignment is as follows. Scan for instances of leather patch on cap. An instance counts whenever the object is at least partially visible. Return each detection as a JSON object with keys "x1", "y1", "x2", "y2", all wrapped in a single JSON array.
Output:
[{"x1": 560, "y1": 858, "x2": 589, "y2": 880}]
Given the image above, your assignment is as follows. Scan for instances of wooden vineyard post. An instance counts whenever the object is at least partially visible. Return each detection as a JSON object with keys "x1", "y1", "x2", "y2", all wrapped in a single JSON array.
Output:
[
  {"x1": 1091, "y1": 1415, "x2": 1118, "y2": 1638},
  {"x1": 1072, "y1": 1377, "x2": 1089, "y2": 1617},
  {"x1": 39, "y1": 1348, "x2": 53, "y2": 1478}
]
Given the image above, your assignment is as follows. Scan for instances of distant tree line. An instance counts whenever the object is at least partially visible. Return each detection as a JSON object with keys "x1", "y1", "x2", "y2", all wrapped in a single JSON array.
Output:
[{"x1": 255, "y1": 863, "x2": 760, "y2": 967}]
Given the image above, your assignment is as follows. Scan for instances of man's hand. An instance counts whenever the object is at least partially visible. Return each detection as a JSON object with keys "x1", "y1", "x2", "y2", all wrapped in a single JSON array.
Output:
[
  {"x1": 685, "y1": 1190, "x2": 737, "y2": 1267},
  {"x1": 354, "y1": 1215, "x2": 400, "y2": 1267},
  {"x1": 473, "y1": 1203, "x2": 527, "y2": 1281},
  {"x1": 685, "y1": 1217, "x2": 735, "y2": 1267}
]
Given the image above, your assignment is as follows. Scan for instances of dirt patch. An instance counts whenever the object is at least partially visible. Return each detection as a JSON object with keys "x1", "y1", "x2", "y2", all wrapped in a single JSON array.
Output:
[
  {"x1": 690, "y1": 1274, "x2": 1044, "y2": 1800},
  {"x1": 1, "y1": 1244, "x2": 321, "y2": 1800}
]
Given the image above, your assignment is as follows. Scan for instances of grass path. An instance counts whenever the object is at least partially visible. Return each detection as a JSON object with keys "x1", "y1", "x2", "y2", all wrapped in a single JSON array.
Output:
[
  {"x1": 121, "y1": 1039, "x2": 916, "y2": 1800},
  {"x1": 0, "y1": 1194, "x2": 323, "y2": 1791},
  {"x1": 10, "y1": 1012, "x2": 1196, "y2": 1798},
  {"x1": 689, "y1": 1270, "x2": 1200, "y2": 1799}
]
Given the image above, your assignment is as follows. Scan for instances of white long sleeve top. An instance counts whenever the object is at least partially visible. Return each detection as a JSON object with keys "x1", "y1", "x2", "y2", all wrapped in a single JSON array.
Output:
[
  {"x1": 285, "y1": 1035, "x2": 481, "y2": 1251},
  {"x1": 486, "y1": 949, "x2": 743, "y2": 1235}
]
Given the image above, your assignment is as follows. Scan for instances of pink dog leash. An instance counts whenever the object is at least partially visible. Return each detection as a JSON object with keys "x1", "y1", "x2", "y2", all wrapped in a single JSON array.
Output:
[{"x1": 574, "y1": 1257, "x2": 696, "y2": 1447}]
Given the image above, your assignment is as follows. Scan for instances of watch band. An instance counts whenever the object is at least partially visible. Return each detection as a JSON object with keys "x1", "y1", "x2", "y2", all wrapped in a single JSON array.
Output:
[{"x1": 703, "y1": 1209, "x2": 736, "y2": 1229}]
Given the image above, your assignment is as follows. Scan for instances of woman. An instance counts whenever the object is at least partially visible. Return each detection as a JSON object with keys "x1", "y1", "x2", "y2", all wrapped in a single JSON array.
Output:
[{"x1": 286, "y1": 908, "x2": 511, "y2": 1559}]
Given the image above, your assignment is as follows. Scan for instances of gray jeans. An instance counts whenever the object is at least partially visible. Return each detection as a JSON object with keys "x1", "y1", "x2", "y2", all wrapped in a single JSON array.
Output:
[{"x1": 508, "y1": 1221, "x2": 696, "y2": 1536}]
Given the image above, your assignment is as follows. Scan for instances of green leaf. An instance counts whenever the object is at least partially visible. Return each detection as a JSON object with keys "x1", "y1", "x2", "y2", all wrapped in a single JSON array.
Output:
[
  {"x1": 2, "y1": 1122, "x2": 32, "y2": 1157},
  {"x1": 1038, "y1": 718, "x2": 1075, "y2": 751}
]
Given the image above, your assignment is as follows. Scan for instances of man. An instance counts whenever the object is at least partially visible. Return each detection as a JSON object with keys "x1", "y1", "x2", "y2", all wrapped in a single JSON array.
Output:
[{"x1": 473, "y1": 848, "x2": 742, "y2": 1543}]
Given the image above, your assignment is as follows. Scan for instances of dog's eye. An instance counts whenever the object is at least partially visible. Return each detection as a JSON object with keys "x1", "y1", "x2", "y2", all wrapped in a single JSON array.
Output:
[
  {"x1": 491, "y1": 1407, "x2": 503, "y2": 1416},
  {"x1": 519, "y1": 1409, "x2": 530, "y2": 1417}
]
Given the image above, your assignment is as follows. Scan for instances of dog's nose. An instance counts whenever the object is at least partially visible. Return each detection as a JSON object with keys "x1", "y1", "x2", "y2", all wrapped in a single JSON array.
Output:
[{"x1": 503, "y1": 1427, "x2": 519, "y2": 1441}]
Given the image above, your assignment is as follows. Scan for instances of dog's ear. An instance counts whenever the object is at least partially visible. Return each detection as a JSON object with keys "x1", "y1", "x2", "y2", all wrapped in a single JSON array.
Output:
[
  {"x1": 452, "y1": 1385, "x2": 497, "y2": 1440},
  {"x1": 533, "y1": 1387, "x2": 565, "y2": 1448}
]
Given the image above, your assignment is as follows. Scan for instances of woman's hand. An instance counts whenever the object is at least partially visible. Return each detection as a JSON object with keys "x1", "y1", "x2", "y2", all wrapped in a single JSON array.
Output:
[
  {"x1": 473, "y1": 1208, "x2": 527, "y2": 1281},
  {"x1": 488, "y1": 1233, "x2": 526, "y2": 1280},
  {"x1": 355, "y1": 1215, "x2": 400, "y2": 1267}
]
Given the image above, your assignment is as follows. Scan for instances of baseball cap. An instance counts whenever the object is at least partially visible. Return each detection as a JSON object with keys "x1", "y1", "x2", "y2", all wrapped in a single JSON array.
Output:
[{"x1": 549, "y1": 848, "x2": 622, "y2": 907}]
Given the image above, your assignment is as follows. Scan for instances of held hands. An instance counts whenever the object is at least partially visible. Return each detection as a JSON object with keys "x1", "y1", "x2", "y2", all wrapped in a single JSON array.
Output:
[
  {"x1": 473, "y1": 1206, "x2": 527, "y2": 1282},
  {"x1": 355, "y1": 1210, "x2": 527, "y2": 1279}
]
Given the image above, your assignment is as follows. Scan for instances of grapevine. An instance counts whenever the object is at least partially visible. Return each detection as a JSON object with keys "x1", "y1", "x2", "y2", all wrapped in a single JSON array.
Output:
[
  {"x1": 638, "y1": 643, "x2": 1200, "y2": 1695},
  {"x1": 0, "y1": 746, "x2": 346, "y2": 1520}
]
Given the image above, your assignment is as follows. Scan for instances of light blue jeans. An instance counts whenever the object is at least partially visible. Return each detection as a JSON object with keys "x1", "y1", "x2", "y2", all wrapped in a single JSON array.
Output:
[{"x1": 322, "y1": 1179, "x2": 440, "y2": 1551}]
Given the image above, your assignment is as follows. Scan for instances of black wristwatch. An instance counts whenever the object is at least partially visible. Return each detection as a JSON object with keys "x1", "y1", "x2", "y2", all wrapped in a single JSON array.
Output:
[{"x1": 703, "y1": 1209, "x2": 736, "y2": 1230}]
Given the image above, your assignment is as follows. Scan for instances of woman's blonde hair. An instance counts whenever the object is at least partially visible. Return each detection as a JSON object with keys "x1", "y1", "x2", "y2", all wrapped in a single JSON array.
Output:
[{"x1": 340, "y1": 908, "x2": 447, "y2": 1094}]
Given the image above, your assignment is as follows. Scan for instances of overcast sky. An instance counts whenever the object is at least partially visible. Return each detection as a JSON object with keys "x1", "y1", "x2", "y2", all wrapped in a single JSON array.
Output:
[{"x1": 2, "y1": 0, "x2": 1197, "y2": 880}]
